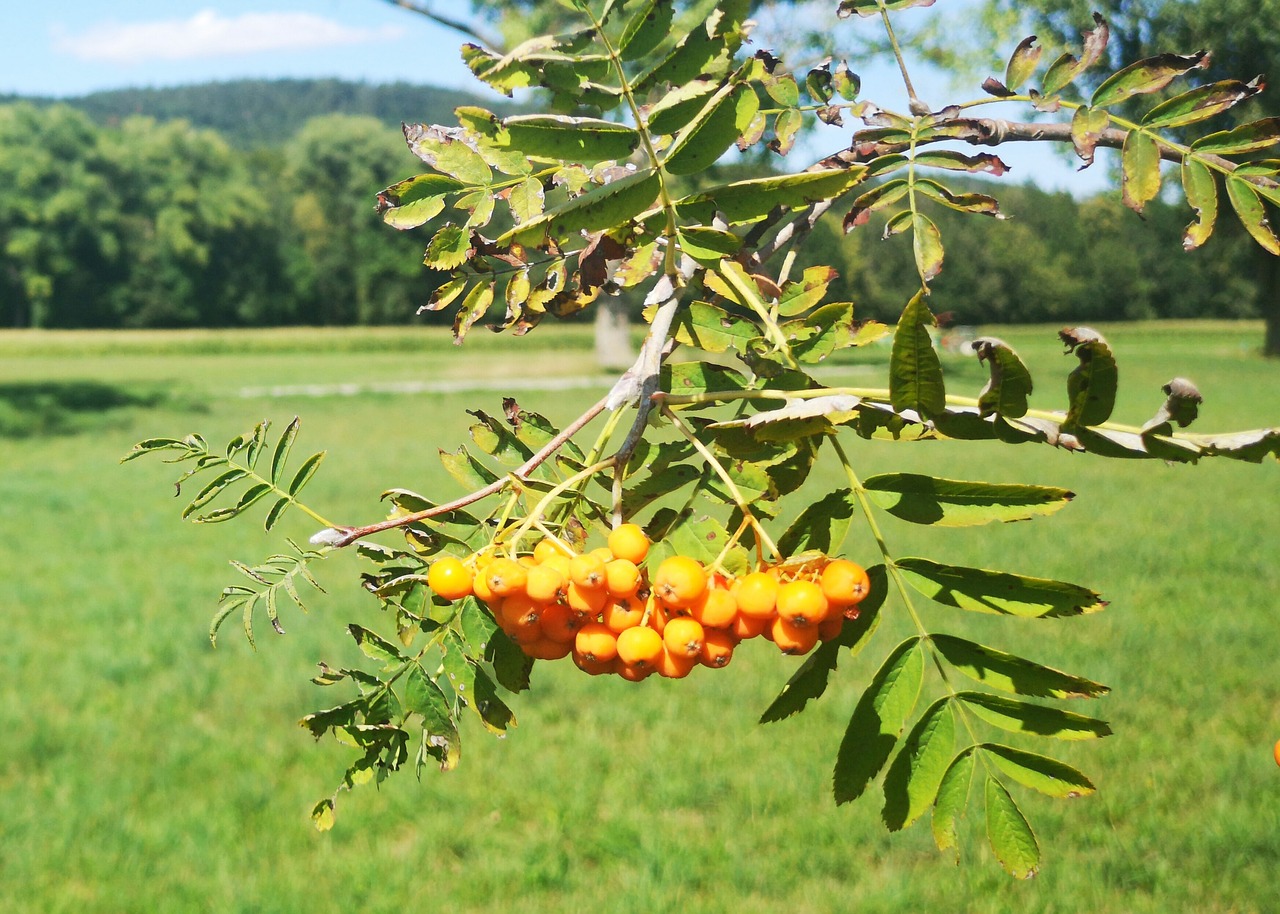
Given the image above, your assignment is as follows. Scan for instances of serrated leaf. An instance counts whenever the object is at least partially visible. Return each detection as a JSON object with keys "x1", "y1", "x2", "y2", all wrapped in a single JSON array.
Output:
[
  {"x1": 1226, "y1": 176, "x2": 1280, "y2": 255},
  {"x1": 1143, "y1": 78, "x2": 1265, "y2": 129},
  {"x1": 439, "y1": 445, "x2": 500, "y2": 491},
  {"x1": 932, "y1": 748, "x2": 975, "y2": 861},
  {"x1": 287, "y1": 451, "x2": 325, "y2": 497},
  {"x1": 932, "y1": 635, "x2": 1109, "y2": 700},
  {"x1": 503, "y1": 114, "x2": 641, "y2": 164},
  {"x1": 1121, "y1": 129, "x2": 1162, "y2": 215},
  {"x1": 664, "y1": 83, "x2": 758, "y2": 175},
  {"x1": 181, "y1": 468, "x2": 247, "y2": 518},
  {"x1": 864, "y1": 474, "x2": 1072, "y2": 527},
  {"x1": 983, "y1": 744, "x2": 1095, "y2": 798},
  {"x1": 198, "y1": 482, "x2": 270, "y2": 523},
  {"x1": 423, "y1": 225, "x2": 472, "y2": 270},
  {"x1": 889, "y1": 291, "x2": 945, "y2": 419},
  {"x1": 269, "y1": 417, "x2": 300, "y2": 485},
  {"x1": 985, "y1": 777, "x2": 1040, "y2": 879},
  {"x1": 1005, "y1": 36, "x2": 1041, "y2": 91},
  {"x1": 1091, "y1": 51, "x2": 1209, "y2": 108},
  {"x1": 487, "y1": 631, "x2": 536, "y2": 694},
  {"x1": 958, "y1": 693, "x2": 1111, "y2": 740},
  {"x1": 1070, "y1": 106, "x2": 1110, "y2": 167},
  {"x1": 665, "y1": 300, "x2": 756, "y2": 352},
  {"x1": 677, "y1": 226, "x2": 742, "y2": 265},
  {"x1": 1040, "y1": 13, "x2": 1108, "y2": 96},
  {"x1": 404, "y1": 665, "x2": 460, "y2": 771},
  {"x1": 504, "y1": 167, "x2": 660, "y2": 245},
  {"x1": 972, "y1": 337, "x2": 1032, "y2": 419},
  {"x1": 896, "y1": 557, "x2": 1102, "y2": 618},
  {"x1": 618, "y1": 0, "x2": 675, "y2": 59},
  {"x1": 678, "y1": 167, "x2": 867, "y2": 225},
  {"x1": 883, "y1": 699, "x2": 955, "y2": 831},
  {"x1": 1181, "y1": 158, "x2": 1218, "y2": 250},
  {"x1": 453, "y1": 281, "x2": 495, "y2": 340},
  {"x1": 1191, "y1": 117, "x2": 1280, "y2": 155},
  {"x1": 1059, "y1": 327, "x2": 1117, "y2": 430},
  {"x1": 833, "y1": 638, "x2": 923, "y2": 804},
  {"x1": 912, "y1": 212, "x2": 944, "y2": 283}
]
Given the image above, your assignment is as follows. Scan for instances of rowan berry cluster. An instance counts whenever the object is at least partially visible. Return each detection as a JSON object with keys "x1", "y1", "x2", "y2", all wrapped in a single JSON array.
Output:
[{"x1": 426, "y1": 524, "x2": 872, "y2": 681}]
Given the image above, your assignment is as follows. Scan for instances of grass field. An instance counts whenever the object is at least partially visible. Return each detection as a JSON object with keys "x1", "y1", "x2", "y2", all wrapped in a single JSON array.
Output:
[{"x1": 2, "y1": 322, "x2": 1278, "y2": 913}]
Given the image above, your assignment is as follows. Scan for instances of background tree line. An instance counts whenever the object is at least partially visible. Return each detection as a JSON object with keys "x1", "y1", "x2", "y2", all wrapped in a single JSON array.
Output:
[{"x1": 0, "y1": 79, "x2": 1265, "y2": 330}]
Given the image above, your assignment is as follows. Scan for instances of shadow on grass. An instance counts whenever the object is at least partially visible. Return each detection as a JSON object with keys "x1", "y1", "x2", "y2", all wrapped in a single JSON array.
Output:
[{"x1": 0, "y1": 381, "x2": 195, "y2": 438}]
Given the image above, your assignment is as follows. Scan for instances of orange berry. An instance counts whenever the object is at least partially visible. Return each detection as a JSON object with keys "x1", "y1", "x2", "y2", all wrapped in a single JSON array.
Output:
[
  {"x1": 522, "y1": 637, "x2": 573, "y2": 660},
  {"x1": 569, "y1": 553, "x2": 608, "y2": 590},
  {"x1": 615, "y1": 658, "x2": 654, "y2": 682},
  {"x1": 821, "y1": 559, "x2": 871, "y2": 606},
  {"x1": 574, "y1": 622, "x2": 619, "y2": 664},
  {"x1": 539, "y1": 602, "x2": 584, "y2": 643},
  {"x1": 533, "y1": 536, "x2": 572, "y2": 565},
  {"x1": 616, "y1": 625, "x2": 663, "y2": 667},
  {"x1": 602, "y1": 594, "x2": 645, "y2": 633},
  {"x1": 518, "y1": 554, "x2": 537, "y2": 568},
  {"x1": 485, "y1": 558, "x2": 527, "y2": 598},
  {"x1": 663, "y1": 616, "x2": 705, "y2": 659},
  {"x1": 656, "y1": 646, "x2": 697, "y2": 679},
  {"x1": 776, "y1": 580, "x2": 829, "y2": 626},
  {"x1": 574, "y1": 652, "x2": 615, "y2": 676},
  {"x1": 500, "y1": 593, "x2": 542, "y2": 629},
  {"x1": 608, "y1": 523, "x2": 650, "y2": 564},
  {"x1": 427, "y1": 556, "x2": 474, "y2": 602},
  {"x1": 543, "y1": 553, "x2": 572, "y2": 576},
  {"x1": 590, "y1": 546, "x2": 615, "y2": 563},
  {"x1": 1274, "y1": 738, "x2": 1280, "y2": 768},
  {"x1": 700, "y1": 628, "x2": 736, "y2": 668},
  {"x1": 771, "y1": 616, "x2": 820, "y2": 655},
  {"x1": 691, "y1": 586, "x2": 738, "y2": 629},
  {"x1": 818, "y1": 615, "x2": 845, "y2": 642},
  {"x1": 735, "y1": 571, "x2": 779, "y2": 619},
  {"x1": 604, "y1": 559, "x2": 642, "y2": 598},
  {"x1": 566, "y1": 580, "x2": 608, "y2": 616},
  {"x1": 472, "y1": 569, "x2": 496, "y2": 605},
  {"x1": 732, "y1": 611, "x2": 771, "y2": 641},
  {"x1": 653, "y1": 556, "x2": 708, "y2": 608},
  {"x1": 525, "y1": 562, "x2": 566, "y2": 604}
]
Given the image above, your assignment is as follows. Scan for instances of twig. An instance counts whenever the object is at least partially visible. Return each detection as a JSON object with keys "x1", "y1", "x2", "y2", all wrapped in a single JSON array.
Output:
[
  {"x1": 380, "y1": 0, "x2": 506, "y2": 51},
  {"x1": 318, "y1": 393, "x2": 610, "y2": 547}
]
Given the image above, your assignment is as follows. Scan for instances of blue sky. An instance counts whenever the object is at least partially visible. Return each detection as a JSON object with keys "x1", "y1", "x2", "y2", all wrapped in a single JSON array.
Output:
[{"x1": 0, "y1": 0, "x2": 1110, "y2": 192}]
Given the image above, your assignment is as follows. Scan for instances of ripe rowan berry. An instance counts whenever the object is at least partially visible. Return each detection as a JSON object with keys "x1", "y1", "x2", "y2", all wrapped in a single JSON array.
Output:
[
  {"x1": 604, "y1": 558, "x2": 642, "y2": 597},
  {"x1": 735, "y1": 571, "x2": 779, "y2": 619},
  {"x1": 771, "y1": 616, "x2": 820, "y2": 655},
  {"x1": 525, "y1": 562, "x2": 567, "y2": 603},
  {"x1": 615, "y1": 658, "x2": 654, "y2": 682},
  {"x1": 691, "y1": 586, "x2": 738, "y2": 629},
  {"x1": 602, "y1": 594, "x2": 645, "y2": 633},
  {"x1": 427, "y1": 556, "x2": 474, "y2": 602},
  {"x1": 569, "y1": 552, "x2": 608, "y2": 590},
  {"x1": 573, "y1": 652, "x2": 615, "y2": 676},
  {"x1": 731, "y1": 611, "x2": 771, "y2": 641},
  {"x1": 522, "y1": 637, "x2": 573, "y2": 660},
  {"x1": 485, "y1": 557, "x2": 528, "y2": 598},
  {"x1": 663, "y1": 616, "x2": 705, "y2": 659},
  {"x1": 534, "y1": 536, "x2": 573, "y2": 565},
  {"x1": 655, "y1": 646, "x2": 697, "y2": 679},
  {"x1": 818, "y1": 615, "x2": 845, "y2": 642},
  {"x1": 539, "y1": 602, "x2": 584, "y2": 643},
  {"x1": 700, "y1": 628, "x2": 736, "y2": 668},
  {"x1": 607, "y1": 523, "x2": 650, "y2": 564},
  {"x1": 821, "y1": 559, "x2": 871, "y2": 606},
  {"x1": 776, "y1": 580, "x2": 829, "y2": 626},
  {"x1": 575, "y1": 622, "x2": 619, "y2": 664},
  {"x1": 653, "y1": 555, "x2": 708, "y2": 608},
  {"x1": 566, "y1": 580, "x2": 608, "y2": 616},
  {"x1": 616, "y1": 625, "x2": 663, "y2": 667}
]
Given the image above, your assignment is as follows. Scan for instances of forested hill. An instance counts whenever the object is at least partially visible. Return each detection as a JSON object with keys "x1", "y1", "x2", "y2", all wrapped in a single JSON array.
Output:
[{"x1": 0, "y1": 78, "x2": 511, "y2": 147}]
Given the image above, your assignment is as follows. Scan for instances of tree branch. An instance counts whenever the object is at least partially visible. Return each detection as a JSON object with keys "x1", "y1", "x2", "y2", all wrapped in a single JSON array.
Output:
[{"x1": 379, "y1": 0, "x2": 506, "y2": 52}]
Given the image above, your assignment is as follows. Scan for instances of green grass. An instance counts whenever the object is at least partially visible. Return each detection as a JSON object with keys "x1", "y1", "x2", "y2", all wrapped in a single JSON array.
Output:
[{"x1": 2, "y1": 322, "x2": 1278, "y2": 913}]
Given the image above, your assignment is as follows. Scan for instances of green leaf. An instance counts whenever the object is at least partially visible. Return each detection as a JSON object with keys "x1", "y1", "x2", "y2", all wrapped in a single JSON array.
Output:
[
  {"x1": 617, "y1": 0, "x2": 675, "y2": 59},
  {"x1": 1005, "y1": 36, "x2": 1041, "y2": 92},
  {"x1": 1190, "y1": 116, "x2": 1280, "y2": 155},
  {"x1": 759, "y1": 565, "x2": 886, "y2": 723},
  {"x1": 1143, "y1": 78, "x2": 1264, "y2": 129},
  {"x1": 264, "y1": 496, "x2": 291, "y2": 532},
  {"x1": 932, "y1": 635, "x2": 1109, "y2": 700},
  {"x1": 677, "y1": 168, "x2": 867, "y2": 225},
  {"x1": 883, "y1": 699, "x2": 956, "y2": 831},
  {"x1": 424, "y1": 225, "x2": 472, "y2": 270},
  {"x1": 1059, "y1": 327, "x2": 1117, "y2": 430},
  {"x1": 833, "y1": 638, "x2": 923, "y2": 804},
  {"x1": 666, "y1": 300, "x2": 756, "y2": 352},
  {"x1": 197, "y1": 482, "x2": 271, "y2": 523},
  {"x1": 405, "y1": 665, "x2": 460, "y2": 771},
  {"x1": 1181, "y1": 157, "x2": 1218, "y2": 250},
  {"x1": 663, "y1": 83, "x2": 758, "y2": 176},
  {"x1": 404, "y1": 124, "x2": 493, "y2": 184},
  {"x1": 1226, "y1": 176, "x2": 1280, "y2": 255},
  {"x1": 958, "y1": 693, "x2": 1112, "y2": 740},
  {"x1": 312, "y1": 798, "x2": 336, "y2": 831},
  {"x1": 453, "y1": 281, "x2": 496, "y2": 340},
  {"x1": 972, "y1": 337, "x2": 1032, "y2": 419},
  {"x1": 439, "y1": 445, "x2": 500, "y2": 491},
  {"x1": 896, "y1": 558, "x2": 1102, "y2": 618},
  {"x1": 487, "y1": 631, "x2": 536, "y2": 694},
  {"x1": 502, "y1": 115, "x2": 640, "y2": 164},
  {"x1": 983, "y1": 744, "x2": 1095, "y2": 799},
  {"x1": 889, "y1": 291, "x2": 945, "y2": 419},
  {"x1": 1121, "y1": 129, "x2": 1162, "y2": 215},
  {"x1": 288, "y1": 451, "x2": 325, "y2": 497},
  {"x1": 912, "y1": 213, "x2": 944, "y2": 283},
  {"x1": 676, "y1": 226, "x2": 742, "y2": 266},
  {"x1": 770, "y1": 107, "x2": 802, "y2": 156},
  {"x1": 985, "y1": 777, "x2": 1040, "y2": 879},
  {"x1": 1091, "y1": 51, "x2": 1209, "y2": 108},
  {"x1": 1040, "y1": 14, "x2": 1108, "y2": 96},
  {"x1": 863, "y1": 474, "x2": 1073, "y2": 527},
  {"x1": 1070, "y1": 106, "x2": 1110, "y2": 167},
  {"x1": 504, "y1": 168, "x2": 660, "y2": 244},
  {"x1": 778, "y1": 489, "x2": 856, "y2": 555},
  {"x1": 932, "y1": 749, "x2": 975, "y2": 861},
  {"x1": 181, "y1": 468, "x2": 247, "y2": 519},
  {"x1": 348, "y1": 624, "x2": 405, "y2": 668},
  {"x1": 269, "y1": 417, "x2": 300, "y2": 485}
]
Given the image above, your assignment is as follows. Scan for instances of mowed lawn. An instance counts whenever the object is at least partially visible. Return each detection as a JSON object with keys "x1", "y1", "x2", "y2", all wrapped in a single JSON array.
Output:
[{"x1": 1, "y1": 322, "x2": 1278, "y2": 913}]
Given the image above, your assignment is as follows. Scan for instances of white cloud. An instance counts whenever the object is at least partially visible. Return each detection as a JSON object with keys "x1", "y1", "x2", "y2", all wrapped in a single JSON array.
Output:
[{"x1": 52, "y1": 9, "x2": 405, "y2": 65}]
